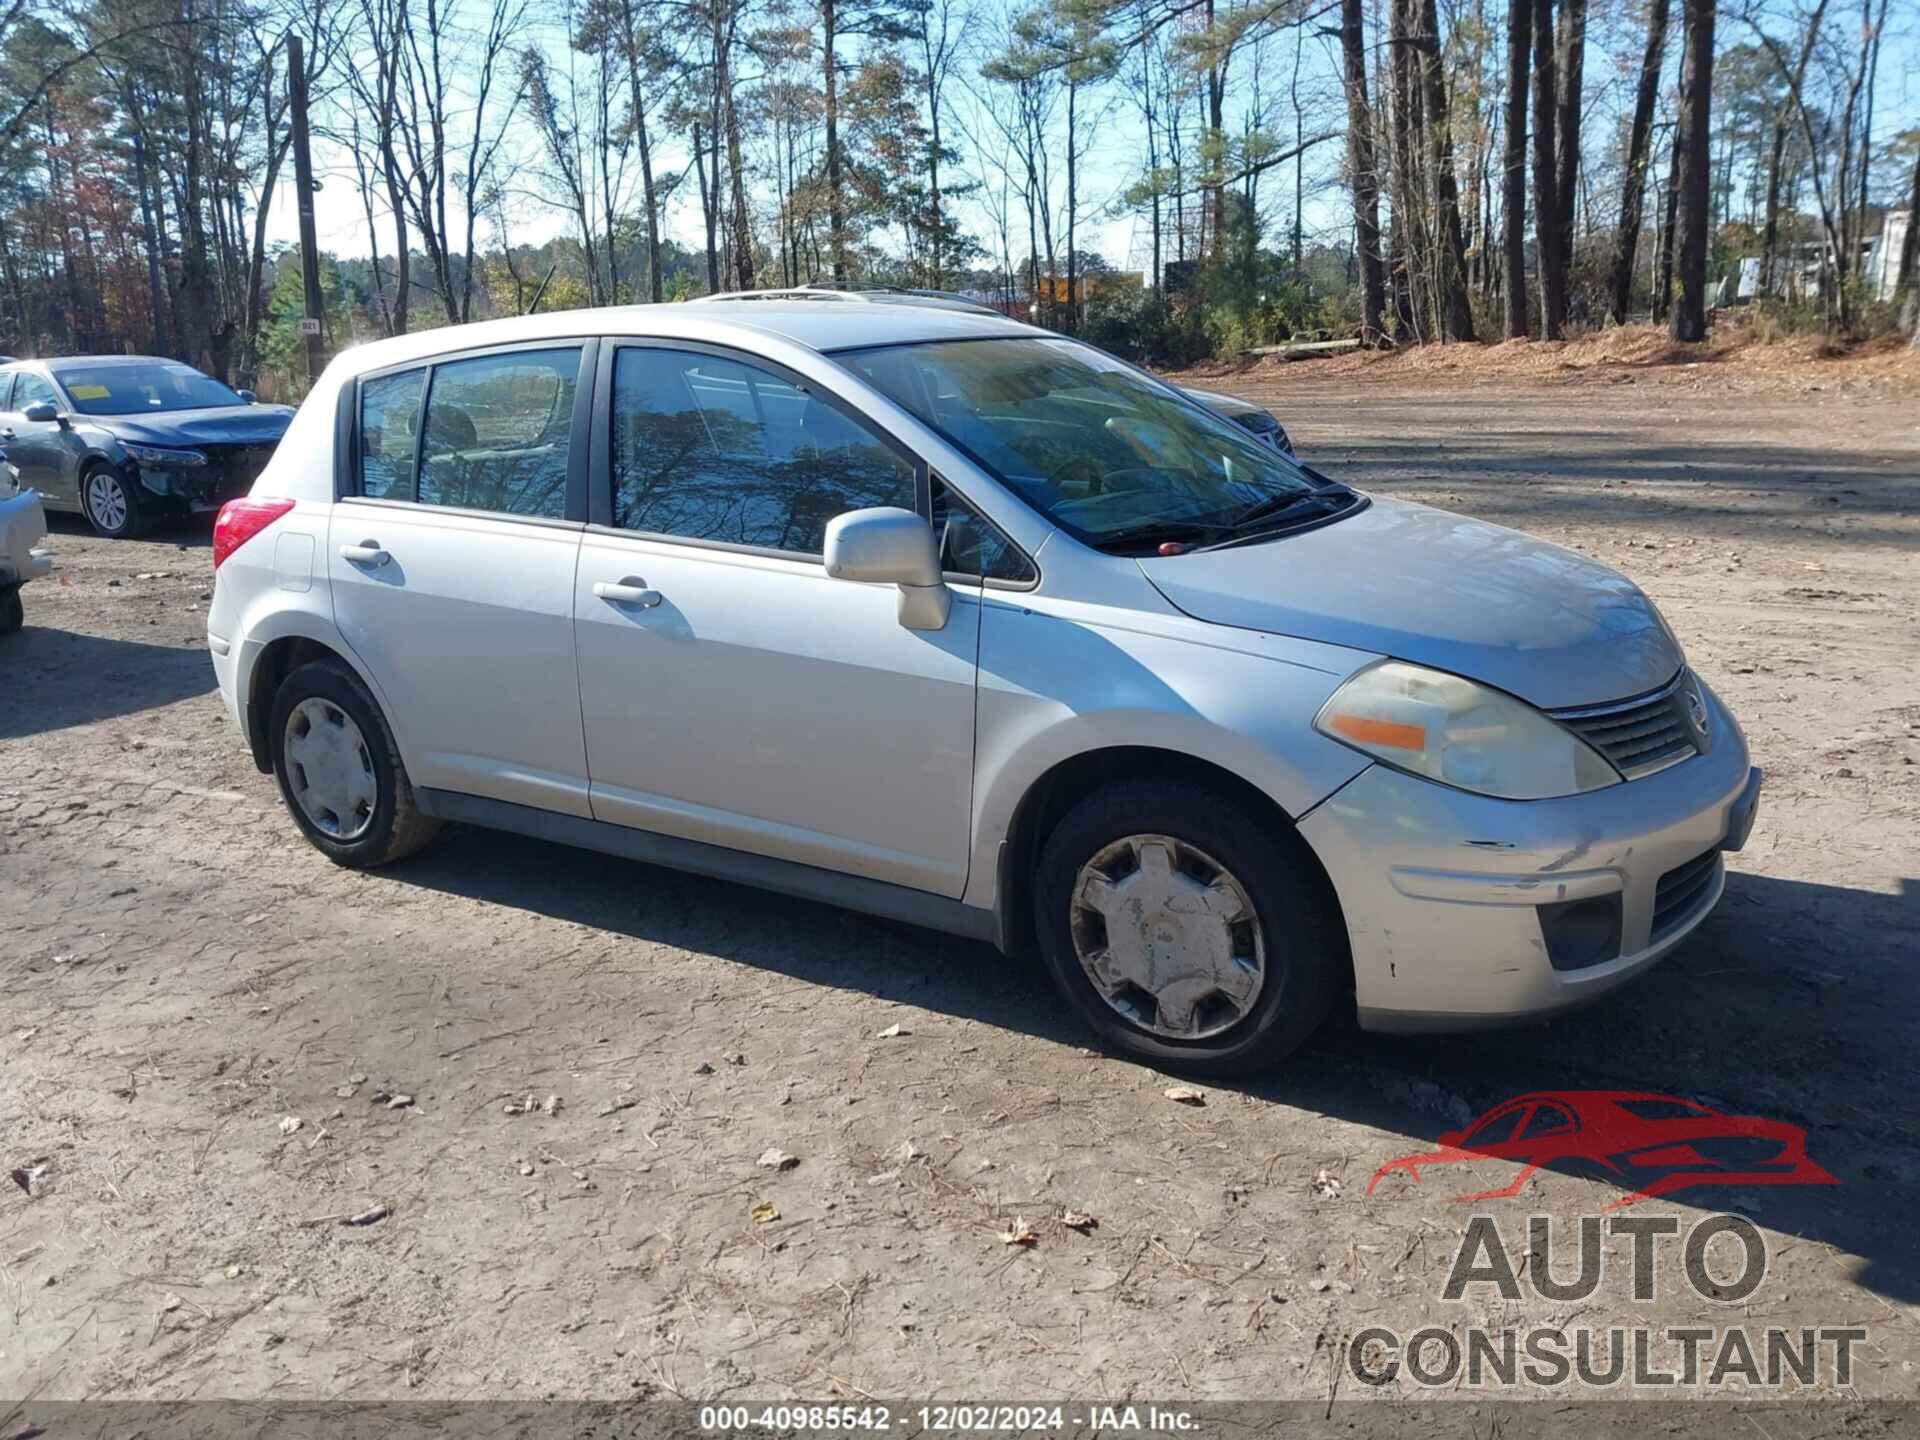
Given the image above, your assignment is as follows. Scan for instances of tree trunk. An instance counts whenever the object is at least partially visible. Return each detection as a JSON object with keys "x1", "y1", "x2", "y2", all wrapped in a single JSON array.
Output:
[
  {"x1": 1340, "y1": 0, "x2": 1388, "y2": 343},
  {"x1": 1669, "y1": 0, "x2": 1716, "y2": 342},
  {"x1": 1502, "y1": 0, "x2": 1531, "y2": 336},
  {"x1": 1417, "y1": 0, "x2": 1475, "y2": 339},
  {"x1": 1551, "y1": 0, "x2": 1584, "y2": 317},
  {"x1": 1529, "y1": 0, "x2": 1564, "y2": 337},
  {"x1": 1386, "y1": 0, "x2": 1421, "y2": 338},
  {"x1": 1608, "y1": 0, "x2": 1668, "y2": 323},
  {"x1": 1066, "y1": 78, "x2": 1077, "y2": 331},
  {"x1": 1758, "y1": 112, "x2": 1791, "y2": 294},
  {"x1": 693, "y1": 123, "x2": 719, "y2": 293},
  {"x1": 725, "y1": 69, "x2": 754, "y2": 288},
  {"x1": 1898, "y1": 147, "x2": 1920, "y2": 295},
  {"x1": 1655, "y1": 124, "x2": 1679, "y2": 319},
  {"x1": 823, "y1": 0, "x2": 846, "y2": 279},
  {"x1": 132, "y1": 130, "x2": 168, "y2": 355}
]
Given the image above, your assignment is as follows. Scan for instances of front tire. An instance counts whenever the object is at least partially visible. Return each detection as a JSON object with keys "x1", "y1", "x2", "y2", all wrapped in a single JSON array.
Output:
[
  {"x1": 0, "y1": 584, "x2": 21, "y2": 635},
  {"x1": 80, "y1": 465, "x2": 151, "y2": 539},
  {"x1": 1034, "y1": 779, "x2": 1344, "y2": 1076},
  {"x1": 269, "y1": 659, "x2": 440, "y2": 868}
]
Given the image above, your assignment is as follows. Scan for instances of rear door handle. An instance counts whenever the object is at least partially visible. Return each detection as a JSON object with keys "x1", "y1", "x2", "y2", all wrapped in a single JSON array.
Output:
[
  {"x1": 593, "y1": 578, "x2": 662, "y2": 608},
  {"x1": 340, "y1": 541, "x2": 390, "y2": 566}
]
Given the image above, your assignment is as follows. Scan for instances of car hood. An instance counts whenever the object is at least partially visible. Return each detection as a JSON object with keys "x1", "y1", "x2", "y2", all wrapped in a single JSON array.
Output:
[
  {"x1": 1179, "y1": 385, "x2": 1261, "y2": 420},
  {"x1": 1136, "y1": 496, "x2": 1683, "y2": 709},
  {"x1": 91, "y1": 405, "x2": 295, "y2": 447}
]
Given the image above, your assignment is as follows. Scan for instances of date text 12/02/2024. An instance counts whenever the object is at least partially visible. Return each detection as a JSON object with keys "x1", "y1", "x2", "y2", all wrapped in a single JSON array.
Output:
[{"x1": 698, "y1": 1405, "x2": 1201, "y2": 1432}]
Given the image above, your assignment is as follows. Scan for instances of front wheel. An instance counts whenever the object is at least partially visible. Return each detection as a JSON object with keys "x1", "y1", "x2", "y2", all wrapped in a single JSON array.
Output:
[
  {"x1": 80, "y1": 465, "x2": 150, "y2": 539},
  {"x1": 269, "y1": 659, "x2": 440, "y2": 868},
  {"x1": 1034, "y1": 779, "x2": 1344, "y2": 1076},
  {"x1": 0, "y1": 584, "x2": 21, "y2": 635}
]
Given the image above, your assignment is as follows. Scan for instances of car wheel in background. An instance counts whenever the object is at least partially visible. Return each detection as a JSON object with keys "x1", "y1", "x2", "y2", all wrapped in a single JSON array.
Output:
[
  {"x1": 269, "y1": 658, "x2": 441, "y2": 868},
  {"x1": 1034, "y1": 779, "x2": 1343, "y2": 1075},
  {"x1": 80, "y1": 464, "x2": 150, "y2": 539},
  {"x1": 0, "y1": 583, "x2": 21, "y2": 635}
]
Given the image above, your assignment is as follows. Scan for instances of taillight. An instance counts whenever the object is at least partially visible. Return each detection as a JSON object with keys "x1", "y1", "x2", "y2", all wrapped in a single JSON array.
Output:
[{"x1": 212, "y1": 497, "x2": 295, "y2": 571}]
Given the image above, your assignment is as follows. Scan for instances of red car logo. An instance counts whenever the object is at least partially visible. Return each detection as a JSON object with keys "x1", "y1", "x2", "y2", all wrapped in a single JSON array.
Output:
[{"x1": 1367, "y1": 1091, "x2": 1838, "y2": 1209}]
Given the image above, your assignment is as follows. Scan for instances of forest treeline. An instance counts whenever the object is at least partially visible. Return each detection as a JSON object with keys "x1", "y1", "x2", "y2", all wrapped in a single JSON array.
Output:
[{"x1": 0, "y1": 0, "x2": 1915, "y2": 392}]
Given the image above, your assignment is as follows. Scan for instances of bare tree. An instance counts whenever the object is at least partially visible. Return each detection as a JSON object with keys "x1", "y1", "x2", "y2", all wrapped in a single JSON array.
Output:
[
  {"x1": 1501, "y1": 0, "x2": 1530, "y2": 335},
  {"x1": 1339, "y1": 0, "x2": 1387, "y2": 340},
  {"x1": 1607, "y1": 0, "x2": 1670, "y2": 323},
  {"x1": 1528, "y1": 0, "x2": 1563, "y2": 336},
  {"x1": 1669, "y1": 0, "x2": 1715, "y2": 341}
]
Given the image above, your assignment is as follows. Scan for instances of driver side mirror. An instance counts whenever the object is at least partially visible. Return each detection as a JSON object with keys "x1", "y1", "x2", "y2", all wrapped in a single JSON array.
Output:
[
  {"x1": 22, "y1": 402, "x2": 59, "y2": 425},
  {"x1": 824, "y1": 506, "x2": 951, "y2": 632},
  {"x1": 236, "y1": 389, "x2": 256, "y2": 404}
]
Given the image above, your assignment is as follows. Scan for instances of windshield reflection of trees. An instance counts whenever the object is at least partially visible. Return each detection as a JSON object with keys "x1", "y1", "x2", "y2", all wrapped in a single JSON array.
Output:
[{"x1": 612, "y1": 406, "x2": 911, "y2": 554}]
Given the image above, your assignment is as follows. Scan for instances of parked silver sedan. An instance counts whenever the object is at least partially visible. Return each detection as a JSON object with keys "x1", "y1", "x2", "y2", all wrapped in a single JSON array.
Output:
[{"x1": 205, "y1": 303, "x2": 1760, "y2": 1073}]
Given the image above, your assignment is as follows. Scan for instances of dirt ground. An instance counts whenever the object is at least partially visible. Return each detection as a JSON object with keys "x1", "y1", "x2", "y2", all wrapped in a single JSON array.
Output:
[{"x1": 3, "y1": 341, "x2": 1918, "y2": 1409}]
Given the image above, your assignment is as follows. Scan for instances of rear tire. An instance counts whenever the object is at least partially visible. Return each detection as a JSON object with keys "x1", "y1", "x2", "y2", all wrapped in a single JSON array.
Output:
[
  {"x1": 0, "y1": 584, "x2": 21, "y2": 635},
  {"x1": 1033, "y1": 779, "x2": 1343, "y2": 1076},
  {"x1": 269, "y1": 659, "x2": 440, "y2": 868},
  {"x1": 80, "y1": 464, "x2": 151, "y2": 539}
]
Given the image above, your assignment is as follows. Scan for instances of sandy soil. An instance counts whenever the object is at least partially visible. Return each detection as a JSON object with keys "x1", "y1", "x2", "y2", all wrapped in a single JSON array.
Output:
[{"x1": 3, "y1": 345, "x2": 1918, "y2": 1407}]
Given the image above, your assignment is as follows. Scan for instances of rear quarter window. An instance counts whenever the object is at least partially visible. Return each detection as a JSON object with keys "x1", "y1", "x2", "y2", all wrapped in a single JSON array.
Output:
[{"x1": 360, "y1": 370, "x2": 426, "y2": 500}]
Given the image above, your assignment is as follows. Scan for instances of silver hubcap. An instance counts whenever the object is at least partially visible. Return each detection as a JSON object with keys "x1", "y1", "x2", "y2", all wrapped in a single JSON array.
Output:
[
  {"x1": 1069, "y1": 834, "x2": 1266, "y2": 1039},
  {"x1": 284, "y1": 698, "x2": 378, "y2": 840},
  {"x1": 86, "y1": 473, "x2": 127, "y2": 531}
]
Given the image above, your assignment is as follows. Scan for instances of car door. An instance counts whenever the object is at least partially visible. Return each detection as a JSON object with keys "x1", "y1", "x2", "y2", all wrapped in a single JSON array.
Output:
[
  {"x1": 573, "y1": 341, "x2": 981, "y2": 897},
  {"x1": 328, "y1": 340, "x2": 597, "y2": 818},
  {"x1": 2, "y1": 370, "x2": 80, "y2": 509}
]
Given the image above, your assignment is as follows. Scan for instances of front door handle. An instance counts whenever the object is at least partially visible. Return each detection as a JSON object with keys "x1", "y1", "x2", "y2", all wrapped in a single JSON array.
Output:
[
  {"x1": 593, "y1": 578, "x2": 662, "y2": 608},
  {"x1": 340, "y1": 541, "x2": 390, "y2": 566},
  {"x1": 0, "y1": 428, "x2": 14, "y2": 440}
]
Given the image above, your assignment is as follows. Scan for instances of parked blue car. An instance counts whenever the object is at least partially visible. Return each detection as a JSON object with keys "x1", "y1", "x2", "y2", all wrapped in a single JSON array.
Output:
[{"x1": 0, "y1": 355, "x2": 294, "y2": 537}]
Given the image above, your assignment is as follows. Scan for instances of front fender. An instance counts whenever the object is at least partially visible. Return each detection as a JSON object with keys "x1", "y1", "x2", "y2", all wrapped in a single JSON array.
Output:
[{"x1": 959, "y1": 593, "x2": 1379, "y2": 915}]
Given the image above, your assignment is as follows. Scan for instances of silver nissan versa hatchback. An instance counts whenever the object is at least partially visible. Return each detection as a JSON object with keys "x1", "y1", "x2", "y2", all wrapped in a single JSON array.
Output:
[{"x1": 207, "y1": 304, "x2": 1761, "y2": 1074}]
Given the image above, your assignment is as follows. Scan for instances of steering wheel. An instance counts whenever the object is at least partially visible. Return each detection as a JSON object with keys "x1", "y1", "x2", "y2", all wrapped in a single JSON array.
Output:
[
  {"x1": 1095, "y1": 467, "x2": 1168, "y2": 495},
  {"x1": 1039, "y1": 450, "x2": 1107, "y2": 494}
]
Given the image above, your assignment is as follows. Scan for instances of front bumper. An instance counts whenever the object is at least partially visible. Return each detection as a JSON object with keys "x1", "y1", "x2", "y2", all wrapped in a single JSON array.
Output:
[
  {"x1": 1, "y1": 489, "x2": 52, "y2": 585},
  {"x1": 135, "y1": 447, "x2": 272, "y2": 513},
  {"x1": 1298, "y1": 680, "x2": 1756, "y2": 1032}
]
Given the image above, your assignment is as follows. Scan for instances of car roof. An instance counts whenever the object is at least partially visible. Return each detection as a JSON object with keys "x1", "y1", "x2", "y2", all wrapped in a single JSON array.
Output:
[
  {"x1": 707, "y1": 286, "x2": 1002, "y2": 317},
  {"x1": 330, "y1": 302, "x2": 1041, "y2": 380},
  {"x1": 46, "y1": 355, "x2": 192, "y2": 371}
]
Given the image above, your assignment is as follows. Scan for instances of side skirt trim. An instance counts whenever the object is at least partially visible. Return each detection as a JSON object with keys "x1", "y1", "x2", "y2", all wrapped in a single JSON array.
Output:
[{"x1": 416, "y1": 787, "x2": 1005, "y2": 949}]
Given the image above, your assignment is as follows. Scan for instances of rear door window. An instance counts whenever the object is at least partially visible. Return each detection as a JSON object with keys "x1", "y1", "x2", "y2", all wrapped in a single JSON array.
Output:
[
  {"x1": 359, "y1": 370, "x2": 426, "y2": 500},
  {"x1": 417, "y1": 349, "x2": 579, "y2": 519}
]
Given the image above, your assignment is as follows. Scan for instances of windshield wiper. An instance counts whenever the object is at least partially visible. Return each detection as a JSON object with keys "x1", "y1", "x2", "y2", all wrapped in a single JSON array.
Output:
[
  {"x1": 1225, "y1": 488, "x2": 1347, "y2": 530},
  {"x1": 1195, "y1": 489, "x2": 1363, "y2": 552},
  {"x1": 1087, "y1": 518, "x2": 1235, "y2": 554}
]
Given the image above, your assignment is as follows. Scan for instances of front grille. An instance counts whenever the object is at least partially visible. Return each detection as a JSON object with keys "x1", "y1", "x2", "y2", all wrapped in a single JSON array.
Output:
[
  {"x1": 1548, "y1": 670, "x2": 1699, "y2": 778},
  {"x1": 195, "y1": 442, "x2": 277, "y2": 497},
  {"x1": 1651, "y1": 847, "x2": 1722, "y2": 941}
]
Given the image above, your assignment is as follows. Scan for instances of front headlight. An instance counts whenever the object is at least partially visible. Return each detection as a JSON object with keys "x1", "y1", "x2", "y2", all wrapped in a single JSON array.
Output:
[
  {"x1": 1314, "y1": 660, "x2": 1620, "y2": 799},
  {"x1": 123, "y1": 441, "x2": 208, "y2": 468}
]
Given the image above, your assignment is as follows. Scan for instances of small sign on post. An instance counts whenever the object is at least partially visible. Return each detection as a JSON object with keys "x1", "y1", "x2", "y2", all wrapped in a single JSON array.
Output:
[{"x1": 298, "y1": 317, "x2": 322, "y2": 336}]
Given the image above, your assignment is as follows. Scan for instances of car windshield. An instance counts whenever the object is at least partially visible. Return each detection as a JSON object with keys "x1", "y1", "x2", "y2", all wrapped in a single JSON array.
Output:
[
  {"x1": 839, "y1": 337, "x2": 1333, "y2": 552},
  {"x1": 53, "y1": 362, "x2": 242, "y2": 416}
]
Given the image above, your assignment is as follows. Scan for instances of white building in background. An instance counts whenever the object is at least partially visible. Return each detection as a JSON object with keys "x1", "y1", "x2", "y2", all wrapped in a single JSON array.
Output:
[{"x1": 1867, "y1": 211, "x2": 1910, "y2": 300}]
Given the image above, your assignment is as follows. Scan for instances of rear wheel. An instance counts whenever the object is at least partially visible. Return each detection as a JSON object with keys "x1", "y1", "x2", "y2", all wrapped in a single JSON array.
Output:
[
  {"x1": 0, "y1": 584, "x2": 21, "y2": 635},
  {"x1": 1034, "y1": 779, "x2": 1343, "y2": 1076},
  {"x1": 80, "y1": 465, "x2": 150, "y2": 539},
  {"x1": 269, "y1": 659, "x2": 440, "y2": 867}
]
